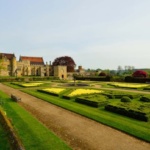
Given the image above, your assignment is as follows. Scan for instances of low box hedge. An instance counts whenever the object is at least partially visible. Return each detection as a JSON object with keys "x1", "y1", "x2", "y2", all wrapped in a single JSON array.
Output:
[
  {"x1": 75, "y1": 97, "x2": 108, "y2": 108},
  {"x1": 37, "y1": 89, "x2": 59, "y2": 96},
  {"x1": 140, "y1": 96, "x2": 150, "y2": 102},
  {"x1": 105, "y1": 104, "x2": 148, "y2": 122},
  {"x1": 102, "y1": 93, "x2": 139, "y2": 99},
  {"x1": 62, "y1": 95, "x2": 71, "y2": 100},
  {"x1": 75, "y1": 98, "x2": 99, "y2": 107}
]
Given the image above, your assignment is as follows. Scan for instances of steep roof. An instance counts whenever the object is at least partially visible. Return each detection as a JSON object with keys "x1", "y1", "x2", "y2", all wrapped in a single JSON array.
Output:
[
  {"x1": 19, "y1": 56, "x2": 45, "y2": 65},
  {"x1": 0, "y1": 53, "x2": 15, "y2": 60}
]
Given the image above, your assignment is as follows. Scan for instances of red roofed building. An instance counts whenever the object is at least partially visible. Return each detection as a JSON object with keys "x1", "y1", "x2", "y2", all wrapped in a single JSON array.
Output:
[
  {"x1": 0, "y1": 53, "x2": 15, "y2": 60},
  {"x1": 19, "y1": 56, "x2": 45, "y2": 65},
  {"x1": 0, "y1": 53, "x2": 51, "y2": 77}
]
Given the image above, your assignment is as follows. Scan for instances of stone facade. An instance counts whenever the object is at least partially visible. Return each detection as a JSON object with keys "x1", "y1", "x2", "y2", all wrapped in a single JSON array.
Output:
[
  {"x1": 0, "y1": 53, "x2": 51, "y2": 77},
  {"x1": 54, "y1": 65, "x2": 67, "y2": 79}
]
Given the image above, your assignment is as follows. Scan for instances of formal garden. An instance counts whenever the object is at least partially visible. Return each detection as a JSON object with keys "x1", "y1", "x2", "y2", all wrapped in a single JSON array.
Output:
[{"x1": 0, "y1": 80, "x2": 150, "y2": 149}]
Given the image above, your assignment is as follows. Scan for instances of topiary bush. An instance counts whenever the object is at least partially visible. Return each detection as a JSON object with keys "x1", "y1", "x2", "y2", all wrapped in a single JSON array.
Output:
[{"x1": 121, "y1": 96, "x2": 131, "y2": 102}]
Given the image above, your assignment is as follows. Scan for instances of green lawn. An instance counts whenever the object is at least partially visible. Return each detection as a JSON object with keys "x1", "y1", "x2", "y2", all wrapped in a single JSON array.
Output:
[
  {"x1": 2, "y1": 81, "x2": 150, "y2": 143},
  {"x1": 0, "y1": 91, "x2": 71, "y2": 150},
  {"x1": 22, "y1": 89, "x2": 150, "y2": 143},
  {"x1": 0, "y1": 120, "x2": 11, "y2": 150}
]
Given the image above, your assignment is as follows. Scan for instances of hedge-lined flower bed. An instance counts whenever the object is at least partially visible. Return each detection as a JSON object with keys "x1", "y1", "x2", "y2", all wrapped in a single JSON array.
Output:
[
  {"x1": 108, "y1": 82, "x2": 149, "y2": 89},
  {"x1": 102, "y1": 92, "x2": 139, "y2": 99},
  {"x1": 38, "y1": 88, "x2": 66, "y2": 96},
  {"x1": 21, "y1": 83, "x2": 44, "y2": 87},
  {"x1": 75, "y1": 95, "x2": 108, "y2": 107},
  {"x1": 68, "y1": 89, "x2": 103, "y2": 97},
  {"x1": 105, "y1": 101, "x2": 150, "y2": 122},
  {"x1": 41, "y1": 88, "x2": 65, "y2": 94},
  {"x1": 12, "y1": 82, "x2": 44, "y2": 87},
  {"x1": 105, "y1": 104, "x2": 148, "y2": 121}
]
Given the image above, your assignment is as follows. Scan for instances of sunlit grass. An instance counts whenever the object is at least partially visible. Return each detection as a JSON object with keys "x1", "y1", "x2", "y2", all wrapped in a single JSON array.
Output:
[
  {"x1": 0, "y1": 108, "x2": 11, "y2": 150},
  {"x1": 0, "y1": 91, "x2": 71, "y2": 150}
]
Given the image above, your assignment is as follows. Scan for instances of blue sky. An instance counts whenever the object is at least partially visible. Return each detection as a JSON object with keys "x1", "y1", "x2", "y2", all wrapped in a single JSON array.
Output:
[{"x1": 0, "y1": 0, "x2": 150, "y2": 70}]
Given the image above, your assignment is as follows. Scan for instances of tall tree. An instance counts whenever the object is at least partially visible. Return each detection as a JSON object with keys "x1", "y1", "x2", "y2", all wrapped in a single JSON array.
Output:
[
  {"x1": 117, "y1": 65, "x2": 122, "y2": 75},
  {"x1": 52, "y1": 56, "x2": 76, "y2": 72}
]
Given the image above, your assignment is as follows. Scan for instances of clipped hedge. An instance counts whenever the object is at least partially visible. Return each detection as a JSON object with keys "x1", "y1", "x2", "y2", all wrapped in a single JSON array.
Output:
[
  {"x1": 105, "y1": 104, "x2": 148, "y2": 121},
  {"x1": 74, "y1": 76, "x2": 111, "y2": 81},
  {"x1": 75, "y1": 97, "x2": 108, "y2": 108},
  {"x1": 37, "y1": 89, "x2": 59, "y2": 96},
  {"x1": 0, "y1": 76, "x2": 59, "y2": 82},
  {"x1": 140, "y1": 96, "x2": 150, "y2": 102},
  {"x1": 75, "y1": 98, "x2": 99, "y2": 107},
  {"x1": 62, "y1": 95, "x2": 71, "y2": 100},
  {"x1": 102, "y1": 93, "x2": 138, "y2": 99},
  {"x1": 125, "y1": 76, "x2": 150, "y2": 83}
]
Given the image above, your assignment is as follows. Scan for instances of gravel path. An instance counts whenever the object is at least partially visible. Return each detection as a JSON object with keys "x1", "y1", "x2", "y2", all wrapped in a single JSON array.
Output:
[{"x1": 0, "y1": 83, "x2": 150, "y2": 150}]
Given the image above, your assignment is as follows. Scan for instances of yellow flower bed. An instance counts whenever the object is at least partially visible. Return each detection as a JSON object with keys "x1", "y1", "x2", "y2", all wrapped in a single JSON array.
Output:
[
  {"x1": 42, "y1": 88, "x2": 66, "y2": 94},
  {"x1": 110, "y1": 82, "x2": 149, "y2": 88},
  {"x1": 68, "y1": 89, "x2": 103, "y2": 97},
  {"x1": 21, "y1": 83, "x2": 43, "y2": 87}
]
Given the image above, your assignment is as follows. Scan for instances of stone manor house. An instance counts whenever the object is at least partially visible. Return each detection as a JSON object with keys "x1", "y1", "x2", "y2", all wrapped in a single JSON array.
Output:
[{"x1": 0, "y1": 52, "x2": 69, "y2": 79}]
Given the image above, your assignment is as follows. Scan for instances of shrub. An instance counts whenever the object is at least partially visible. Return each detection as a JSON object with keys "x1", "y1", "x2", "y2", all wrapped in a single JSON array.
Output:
[
  {"x1": 140, "y1": 96, "x2": 150, "y2": 102},
  {"x1": 121, "y1": 96, "x2": 131, "y2": 102},
  {"x1": 75, "y1": 98, "x2": 99, "y2": 107},
  {"x1": 62, "y1": 95, "x2": 71, "y2": 100},
  {"x1": 132, "y1": 70, "x2": 148, "y2": 78},
  {"x1": 99, "y1": 72, "x2": 106, "y2": 76},
  {"x1": 105, "y1": 104, "x2": 148, "y2": 121}
]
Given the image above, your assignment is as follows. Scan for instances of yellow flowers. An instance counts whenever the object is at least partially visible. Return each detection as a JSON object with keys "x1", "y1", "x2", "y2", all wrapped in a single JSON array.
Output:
[
  {"x1": 68, "y1": 89, "x2": 103, "y2": 97},
  {"x1": 21, "y1": 83, "x2": 43, "y2": 87},
  {"x1": 42, "y1": 88, "x2": 65, "y2": 94},
  {"x1": 109, "y1": 82, "x2": 149, "y2": 88}
]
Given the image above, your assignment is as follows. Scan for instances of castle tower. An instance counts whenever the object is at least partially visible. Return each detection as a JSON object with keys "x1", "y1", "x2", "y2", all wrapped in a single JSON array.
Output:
[{"x1": 54, "y1": 66, "x2": 67, "y2": 79}]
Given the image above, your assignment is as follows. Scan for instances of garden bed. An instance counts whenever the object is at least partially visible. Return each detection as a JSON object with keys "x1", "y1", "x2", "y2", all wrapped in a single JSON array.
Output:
[
  {"x1": 75, "y1": 95, "x2": 108, "y2": 107},
  {"x1": 38, "y1": 88, "x2": 66, "y2": 97},
  {"x1": 105, "y1": 101, "x2": 150, "y2": 122},
  {"x1": 107, "y1": 82, "x2": 149, "y2": 89},
  {"x1": 11, "y1": 82, "x2": 44, "y2": 87}
]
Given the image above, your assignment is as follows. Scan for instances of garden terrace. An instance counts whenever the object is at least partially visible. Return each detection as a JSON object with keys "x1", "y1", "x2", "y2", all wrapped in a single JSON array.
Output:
[
  {"x1": 75, "y1": 94, "x2": 108, "y2": 107},
  {"x1": 105, "y1": 96, "x2": 150, "y2": 122},
  {"x1": 1, "y1": 81, "x2": 150, "y2": 144}
]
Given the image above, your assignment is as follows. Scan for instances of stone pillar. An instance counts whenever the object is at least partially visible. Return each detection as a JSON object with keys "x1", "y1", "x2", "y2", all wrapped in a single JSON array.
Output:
[{"x1": 12, "y1": 56, "x2": 17, "y2": 76}]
